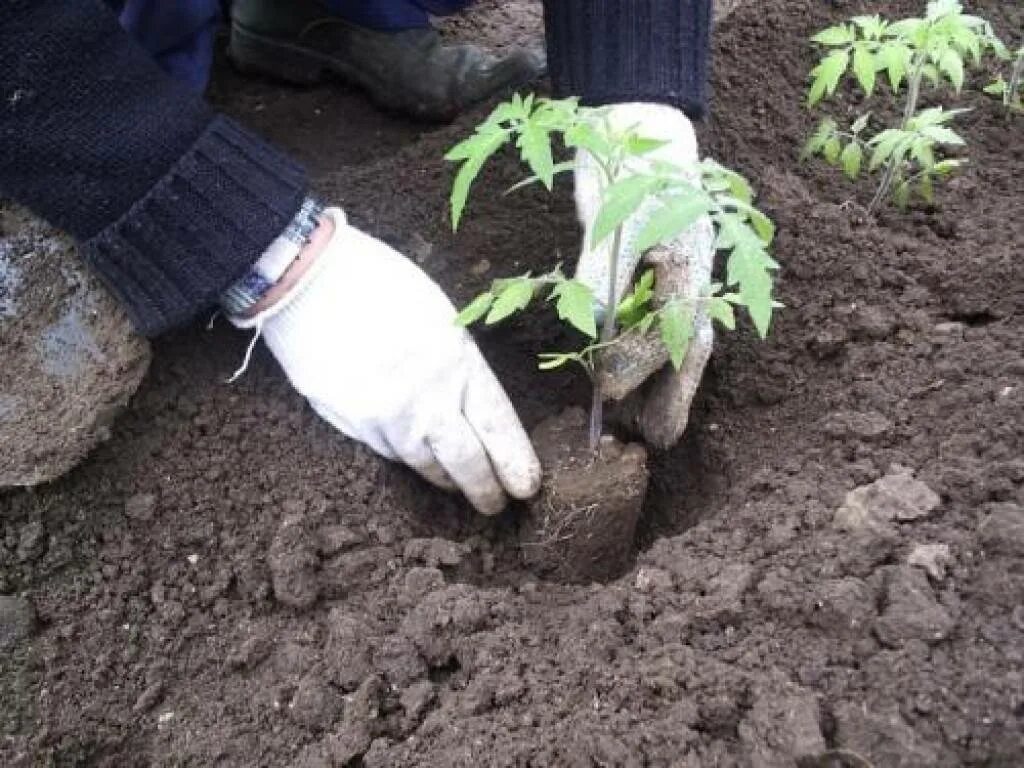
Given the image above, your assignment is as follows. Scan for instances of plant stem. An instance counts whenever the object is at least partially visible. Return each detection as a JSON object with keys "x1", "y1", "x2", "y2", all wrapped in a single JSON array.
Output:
[
  {"x1": 588, "y1": 223, "x2": 623, "y2": 452},
  {"x1": 869, "y1": 62, "x2": 923, "y2": 214}
]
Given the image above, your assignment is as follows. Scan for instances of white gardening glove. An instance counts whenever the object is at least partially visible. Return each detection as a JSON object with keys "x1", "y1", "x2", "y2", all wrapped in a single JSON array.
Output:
[
  {"x1": 234, "y1": 207, "x2": 541, "y2": 516},
  {"x1": 574, "y1": 103, "x2": 715, "y2": 449}
]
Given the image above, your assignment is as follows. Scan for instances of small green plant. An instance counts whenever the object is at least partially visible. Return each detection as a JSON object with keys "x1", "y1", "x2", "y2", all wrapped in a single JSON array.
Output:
[
  {"x1": 803, "y1": 0, "x2": 1008, "y2": 212},
  {"x1": 984, "y1": 45, "x2": 1023, "y2": 112},
  {"x1": 446, "y1": 94, "x2": 779, "y2": 449}
]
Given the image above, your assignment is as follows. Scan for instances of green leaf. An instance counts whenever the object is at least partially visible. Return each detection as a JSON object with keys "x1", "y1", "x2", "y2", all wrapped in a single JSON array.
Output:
[
  {"x1": 983, "y1": 77, "x2": 1007, "y2": 96},
  {"x1": 851, "y1": 112, "x2": 871, "y2": 134},
  {"x1": 724, "y1": 228, "x2": 777, "y2": 338},
  {"x1": 448, "y1": 129, "x2": 510, "y2": 230},
  {"x1": 910, "y1": 137, "x2": 935, "y2": 170},
  {"x1": 455, "y1": 292, "x2": 495, "y2": 327},
  {"x1": 591, "y1": 175, "x2": 661, "y2": 248},
  {"x1": 564, "y1": 120, "x2": 611, "y2": 157},
  {"x1": 932, "y1": 158, "x2": 965, "y2": 176},
  {"x1": 823, "y1": 136, "x2": 843, "y2": 164},
  {"x1": 877, "y1": 43, "x2": 910, "y2": 93},
  {"x1": 659, "y1": 300, "x2": 694, "y2": 370},
  {"x1": 635, "y1": 194, "x2": 709, "y2": 253},
  {"x1": 868, "y1": 128, "x2": 906, "y2": 170},
  {"x1": 707, "y1": 297, "x2": 736, "y2": 331},
  {"x1": 722, "y1": 169, "x2": 754, "y2": 205},
  {"x1": 808, "y1": 50, "x2": 850, "y2": 106},
  {"x1": 517, "y1": 123, "x2": 555, "y2": 189},
  {"x1": 938, "y1": 49, "x2": 965, "y2": 91},
  {"x1": 852, "y1": 15, "x2": 886, "y2": 40},
  {"x1": 616, "y1": 269, "x2": 655, "y2": 327},
  {"x1": 920, "y1": 125, "x2": 964, "y2": 145},
  {"x1": 550, "y1": 279, "x2": 598, "y2": 338},
  {"x1": 812, "y1": 25, "x2": 854, "y2": 46},
  {"x1": 840, "y1": 141, "x2": 863, "y2": 179},
  {"x1": 802, "y1": 118, "x2": 837, "y2": 159},
  {"x1": 852, "y1": 45, "x2": 877, "y2": 95},
  {"x1": 486, "y1": 279, "x2": 534, "y2": 324},
  {"x1": 625, "y1": 135, "x2": 670, "y2": 156}
]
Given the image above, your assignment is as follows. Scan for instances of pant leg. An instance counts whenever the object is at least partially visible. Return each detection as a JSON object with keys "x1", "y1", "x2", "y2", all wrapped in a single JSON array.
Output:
[
  {"x1": 118, "y1": 0, "x2": 223, "y2": 92},
  {"x1": 324, "y1": 0, "x2": 474, "y2": 31}
]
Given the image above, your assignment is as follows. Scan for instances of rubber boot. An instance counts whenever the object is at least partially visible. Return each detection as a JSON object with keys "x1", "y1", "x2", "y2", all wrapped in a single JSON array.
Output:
[{"x1": 229, "y1": 0, "x2": 545, "y2": 121}]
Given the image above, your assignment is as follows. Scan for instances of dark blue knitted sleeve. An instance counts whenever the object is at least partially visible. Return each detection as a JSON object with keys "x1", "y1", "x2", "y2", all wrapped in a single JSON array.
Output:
[
  {"x1": 543, "y1": 0, "x2": 712, "y2": 119},
  {"x1": 0, "y1": 0, "x2": 308, "y2": 335}
]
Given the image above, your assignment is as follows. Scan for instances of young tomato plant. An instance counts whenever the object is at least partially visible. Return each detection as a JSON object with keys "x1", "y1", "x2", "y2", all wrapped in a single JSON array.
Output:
[
  {"x1": 984, "y1": 45, "x2": 1023, "y2": 112},
  {"x1": 446, "y1": 94, "x2": 779, "y2": 449},
  {"x1": 804, "y1": 0, "x2": 1008, "y2": 212}
]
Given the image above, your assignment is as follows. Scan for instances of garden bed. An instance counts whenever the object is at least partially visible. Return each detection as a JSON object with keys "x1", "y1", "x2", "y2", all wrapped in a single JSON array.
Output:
[{"x1": 1, "y1": 1, "x2": 1022, "y2": 765}]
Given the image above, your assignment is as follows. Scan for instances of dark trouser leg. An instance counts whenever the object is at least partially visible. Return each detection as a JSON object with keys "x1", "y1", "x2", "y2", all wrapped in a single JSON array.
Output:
[{"x1": 117, "y1": 0, "x2": 223, "y2": 92}]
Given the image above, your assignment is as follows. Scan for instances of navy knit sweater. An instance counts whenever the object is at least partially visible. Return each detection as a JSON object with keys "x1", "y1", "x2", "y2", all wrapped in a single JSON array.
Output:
[{"x1": 0, "y1": 0, "x2": 710, "y2": 335}]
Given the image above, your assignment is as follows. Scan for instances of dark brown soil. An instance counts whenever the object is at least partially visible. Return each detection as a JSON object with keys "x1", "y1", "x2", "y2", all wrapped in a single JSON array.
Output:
[
  {"x1": 520, "y1": 409, "x2": 649, "y2": 584},
  {"x1": 3, "y1": 1, "x2": 1023, "y2": 766}
]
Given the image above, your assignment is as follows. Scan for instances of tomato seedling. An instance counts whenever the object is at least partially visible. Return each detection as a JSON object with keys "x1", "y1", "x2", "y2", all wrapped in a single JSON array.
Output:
[
  {"x1": 804, "y1": 0, "x2": 1008, "y2": 212},
  {"x1": 984, "y1": 45, "x2": 1023, "y2": 112},
  {"x1": 446, "y1": 94, "x2": 779, "y2": 449}
]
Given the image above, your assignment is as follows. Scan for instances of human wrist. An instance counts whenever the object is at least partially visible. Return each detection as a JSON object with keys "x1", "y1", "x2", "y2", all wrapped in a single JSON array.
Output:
[{"x1": 220, "y1": 196, "x2": 325, "y2": 317}]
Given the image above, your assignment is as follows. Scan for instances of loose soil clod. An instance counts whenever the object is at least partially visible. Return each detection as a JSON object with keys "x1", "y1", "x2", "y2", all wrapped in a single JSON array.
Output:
[{"x1": 520, "y1": 408, "x2": 649, "y2": 583}]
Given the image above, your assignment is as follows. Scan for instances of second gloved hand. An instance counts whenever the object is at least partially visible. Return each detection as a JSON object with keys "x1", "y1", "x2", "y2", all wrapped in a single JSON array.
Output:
[
  {"x1": 235, "y1": 208, "x2": 541, "y2": 516},
  {"x1": 574, "y1": 103, "x2": 715, "y2": 449}
]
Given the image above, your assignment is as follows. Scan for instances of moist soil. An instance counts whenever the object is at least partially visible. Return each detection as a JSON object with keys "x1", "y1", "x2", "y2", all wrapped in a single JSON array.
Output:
[
  {"x1": 2, "y1": 1, "x2": 1023, "y2": 766},
  {"x1": 520, "y1": 409, "x2": 649, "y2": 585}
]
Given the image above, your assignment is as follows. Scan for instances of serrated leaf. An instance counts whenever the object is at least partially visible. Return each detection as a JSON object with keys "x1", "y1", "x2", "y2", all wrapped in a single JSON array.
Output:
[
  {"x1": 707, "y1": 297, "x2": 736, "y2": 330},
  {"x1": 868, "y1": 128, "x2": 905, "y2": 170},
  {"x1": 802, "y1": 118, "x2": 837, "y2": 159},
  {"x1": 808, "y1": 50, "x2": 850, "y2": 106},
  {"x1": 635, "y1": 194, "x2": 709, "y2": 253},
  {"x1": 840, "y1": 142, "x2": 863, "y2": 179},
  {"x1": 877, "y1": 43, "x2": 910, "y2": 92},
  {"x1": 823, "y1": 136, "x2": 842, "y2": 164},
  {"x1": 932, "y1": 158, "x2": 964, "y2": 175},
  {"x1": 659, "y1": 300, "x2": 694, "y2": 370},
  {"x1": 910, "y1": 137, "x2": 935, "y2": 170},
  {"x1": 551, "y1": 279, "x2": 598, "y2": 338},
  {"x1": 486, "y1": 279, "x2": 534, "y2": 324},
  {"x1": 455, "y1": 292, "x2": 495, "y2": 327},
  {"x1": 851, "y1": 112, "x2": 871, "y2": 133},
  {"x1": 812, "y1": 25, "x2": 854, "y2": 46},
  {"x1": 852, "y1": 45, "x2": 877, "y2": 95},
  {"x1": 517, "y1": 123, "x2": 555, "y2": 189},
  {"x1": 725, "y1": 236, "x2": 777, "y2": 338},
  {"x1": 938, "y1": 49, "x2": 965, "y2": 91},
  {"x1": 722, "y1": 170, "x2": 754, "y2": 205},
  {"x1": 616, "y1": 269, "x2": 655, "y2": 327},
  {"x1": 625, "y1": 136, "x2": 670, "y2": 156},
  {"x1": 448, "y1": 129, "x2": 510, "y2": 230},
  {"x1": 983, "y1": 77, "x2": 1007, "y2": 96},
  {"x1": 591, "y1": 175, "x2": 661, "y2": 248},
  {"x1": 564, "y1": 121, "x2": 611, "y2": 157},
  {"x1": 920, "y1": 125, "x2": 964, "y2": 145}
]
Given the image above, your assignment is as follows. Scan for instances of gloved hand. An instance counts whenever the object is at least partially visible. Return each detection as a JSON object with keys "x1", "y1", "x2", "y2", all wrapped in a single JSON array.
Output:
[
  {"x1": 574, "y1": 102, "x2": 715, "y2": 449},
  {"x1": 233, "y1": 207, "x2": 541, "y2": 516}
]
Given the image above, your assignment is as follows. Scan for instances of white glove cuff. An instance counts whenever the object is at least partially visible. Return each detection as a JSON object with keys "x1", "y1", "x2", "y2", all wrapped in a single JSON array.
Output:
[{"x1": 228, "y1": 207, "x2": 348, "y2": 331}]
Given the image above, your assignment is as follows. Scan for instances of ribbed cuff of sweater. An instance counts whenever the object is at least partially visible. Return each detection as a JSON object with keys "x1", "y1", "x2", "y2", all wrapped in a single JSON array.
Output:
[
  {"x1": 81, "y1": 116, "x2": 308, "y2": 336},
  {"x1": 543, "y1": 0, "x2": 712, "y2": 119}
]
